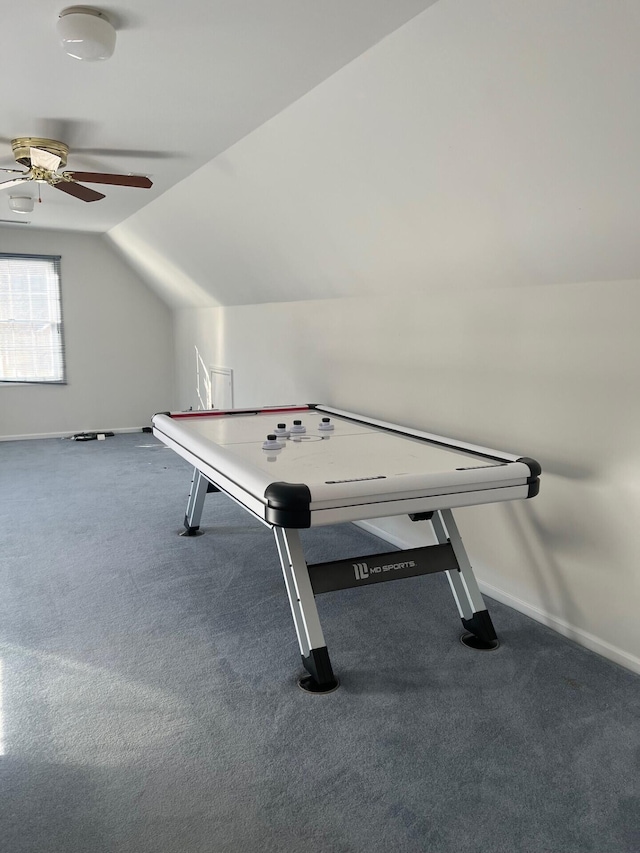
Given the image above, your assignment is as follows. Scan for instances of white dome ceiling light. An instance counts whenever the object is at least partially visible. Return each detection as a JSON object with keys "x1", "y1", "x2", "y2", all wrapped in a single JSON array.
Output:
[{"x1": 57, "y1": 6, "x2": 116, "y2": 61}]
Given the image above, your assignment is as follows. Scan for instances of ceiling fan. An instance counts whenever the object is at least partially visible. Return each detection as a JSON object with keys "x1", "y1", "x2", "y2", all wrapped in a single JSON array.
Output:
[{"x1": 0, "y1": 137, "x2": 153, "y2": 203}]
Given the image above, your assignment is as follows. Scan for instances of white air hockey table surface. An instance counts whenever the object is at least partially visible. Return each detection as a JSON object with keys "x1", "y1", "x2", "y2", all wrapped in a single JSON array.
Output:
[{"x1": 152, "y1": 404, "x2": 540, "y2": 529}]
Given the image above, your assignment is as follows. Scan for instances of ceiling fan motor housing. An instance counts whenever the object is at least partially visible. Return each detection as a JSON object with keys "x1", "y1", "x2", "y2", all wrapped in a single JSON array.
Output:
[{"x1": 12, "y1": 138, "x2": 69, "y2": 168}]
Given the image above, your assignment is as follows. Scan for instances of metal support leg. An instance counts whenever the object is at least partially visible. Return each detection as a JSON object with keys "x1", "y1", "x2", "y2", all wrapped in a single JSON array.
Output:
[
  {"x1": 182, "y1": 467, "x2": 209, "y2": 535},
  {"x1": 273, "y1": 527, "x2": 339, "y2": 692},
  {"x1": 432, "y1": 509, "x2": 499, "y2": 649}
]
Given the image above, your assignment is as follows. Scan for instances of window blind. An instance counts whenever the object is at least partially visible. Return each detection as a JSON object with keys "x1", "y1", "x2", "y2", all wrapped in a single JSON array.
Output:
[{"x1": 0, "y1": 253, "x2": 66, "y2": 384}]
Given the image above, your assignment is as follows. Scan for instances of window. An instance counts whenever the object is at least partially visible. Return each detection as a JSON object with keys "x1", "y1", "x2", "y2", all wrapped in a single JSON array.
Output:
[{"x1": 0, "y1": 253, "x2": 66, "y2": 384}]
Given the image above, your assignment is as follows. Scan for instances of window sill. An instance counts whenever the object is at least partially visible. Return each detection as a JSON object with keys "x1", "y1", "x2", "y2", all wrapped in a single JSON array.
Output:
[{"x1": 0, "y1": 381, "x2": 67, "y2": 387}]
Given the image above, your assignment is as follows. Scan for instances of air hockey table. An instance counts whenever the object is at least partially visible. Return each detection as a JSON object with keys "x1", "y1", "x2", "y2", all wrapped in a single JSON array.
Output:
[{"x1": 152, "y1": 404, "x2": 541, "y2": 693}]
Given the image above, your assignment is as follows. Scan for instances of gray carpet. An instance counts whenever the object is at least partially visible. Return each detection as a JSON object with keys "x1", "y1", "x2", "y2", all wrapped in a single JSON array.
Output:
[{"x1": 0, "y1": 433, "x2": 638, "y2": 853}]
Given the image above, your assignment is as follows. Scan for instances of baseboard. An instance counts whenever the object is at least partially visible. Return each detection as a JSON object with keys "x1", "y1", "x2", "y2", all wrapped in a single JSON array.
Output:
[
  {"x1": 355, "y1": 518, "x2": 640, "y2": 676},
  {"x1": 474, "y1": 579, "x2": 640, "y2": 675},
  {"x1": 0, "y1": 427, "x2": 145, "y2": 441}
]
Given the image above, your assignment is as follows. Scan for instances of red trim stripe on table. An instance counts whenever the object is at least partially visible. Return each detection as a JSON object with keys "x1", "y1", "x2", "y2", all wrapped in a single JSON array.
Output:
[{"x1": 170, "y1": 406, "x2": 311, "y2": 419}]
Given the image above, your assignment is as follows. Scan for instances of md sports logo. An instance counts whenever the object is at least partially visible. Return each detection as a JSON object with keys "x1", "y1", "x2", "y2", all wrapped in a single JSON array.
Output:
[{"x1": 353, "y1": 560, "x2": 416, "y2": 581}]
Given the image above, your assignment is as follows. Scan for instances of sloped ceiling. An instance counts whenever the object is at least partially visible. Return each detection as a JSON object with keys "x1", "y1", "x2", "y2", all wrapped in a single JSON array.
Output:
[
  {"x1": 106, "y1": 0, "x2": 640, "y2": 307},
  {"x1": 0, "y1": 0, "x2": 436, "y2": 232}
]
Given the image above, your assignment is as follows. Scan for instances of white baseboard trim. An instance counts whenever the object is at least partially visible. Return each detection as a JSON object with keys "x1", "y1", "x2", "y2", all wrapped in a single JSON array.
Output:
[
  {"x1": 0, "y1": 427, "x2": 145, "y2": 441},
  {"x1": 355, "y1": 519, "x2": 640, "y2": 676},
  {"x1": 475, "y1": 579, "x2": 640, "y2": 675}
]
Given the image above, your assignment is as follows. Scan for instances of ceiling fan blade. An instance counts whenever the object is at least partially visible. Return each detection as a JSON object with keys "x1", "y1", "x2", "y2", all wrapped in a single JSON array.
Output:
[
  {"x1": 63, "y1": 171, "x2": 152, "y2": 188},
  {"x1": 73, "y1": 147, "x2": 176, "y2": 160},
  {"x1": 0, "y1": 167, "x2": 25, "y2": 173},
  {"x1": 54, "y1": 181, "x2": 105, "y2": 202},
  {"x1": 30, "y1": 146, "x2": 61, "y2": 172},
  {"x1": 0, "y1": 177, "x2": 30, "y2": 191}
]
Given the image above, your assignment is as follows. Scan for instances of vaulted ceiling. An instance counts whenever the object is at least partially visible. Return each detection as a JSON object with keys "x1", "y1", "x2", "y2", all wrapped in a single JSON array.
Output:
[
  {"x1": 4, "y1": 1, "x2": 640, "y2": 310},
  {"x1": 0, "y1": 0, "x2": 436, "y2": 232}
]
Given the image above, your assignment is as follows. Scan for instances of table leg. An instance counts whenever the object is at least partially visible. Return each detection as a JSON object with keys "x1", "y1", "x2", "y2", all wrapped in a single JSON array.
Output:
[
  {"x1": 432, "y1": 509, "x2": 499, "y2": 650},
  {"x1": 273, "y1": 527, "x2": 339, "y2": 693},
  {"x1": 182, "y1": 467, "x2": 209, "y2": 535}
]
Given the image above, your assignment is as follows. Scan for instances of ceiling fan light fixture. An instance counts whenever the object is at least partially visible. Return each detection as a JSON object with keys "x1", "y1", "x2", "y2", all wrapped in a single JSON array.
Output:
[
  {"x1": 9, "y1": 196, "x2": 35, "y2": 214},
  {"x1": 57, "y1": 6, "x2": 116, "y2": 61}
]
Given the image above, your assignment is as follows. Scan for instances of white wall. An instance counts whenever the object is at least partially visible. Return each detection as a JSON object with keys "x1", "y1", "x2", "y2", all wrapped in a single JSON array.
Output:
[
  {"x1": 174, "y1": 278, "x2": 640, "y2": 673},
  {"x1": 0, "y1": 228, "x2": 175, "y2": 438},
  {"x1": 104, "y1": 0, "x2": 640, "y2": 673}
]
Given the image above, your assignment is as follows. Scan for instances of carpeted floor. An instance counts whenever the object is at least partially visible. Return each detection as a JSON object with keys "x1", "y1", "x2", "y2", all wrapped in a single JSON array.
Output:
[{"x1": 0, "y1": 433, "x2": 638, "y2": 853}]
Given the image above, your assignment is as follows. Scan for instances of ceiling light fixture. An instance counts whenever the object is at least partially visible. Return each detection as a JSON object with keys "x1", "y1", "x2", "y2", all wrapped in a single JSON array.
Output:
[
  {"x1": 57, "y1": 6, "x2": 116, "y2": 61},
  {"x1": 9, "y1": 196, "x2": 35, "y2": 214}
]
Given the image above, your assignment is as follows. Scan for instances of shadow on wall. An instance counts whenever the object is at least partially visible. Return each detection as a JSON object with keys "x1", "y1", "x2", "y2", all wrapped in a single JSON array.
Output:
[
  {"x1": 498, "y1": 463, "x2": 632, "y2": 642},
  {"x1": 502, "y1": 500, "x2": 584, "y2": 635}
]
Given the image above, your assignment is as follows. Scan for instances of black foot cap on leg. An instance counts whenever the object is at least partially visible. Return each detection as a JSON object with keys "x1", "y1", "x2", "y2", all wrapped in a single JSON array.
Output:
[
  {"x1": 298, "y1": 675, "x2": 340, "y2": 694},
  {"x1": 299, "y1": 647, "x2": 339, "y2": 694},
  {"x1": 180, "y1": 516, "x2": 205, "y2": 537},
  {"x1": 461, "y1": 609, "x2": 500, "y2": 651}
]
